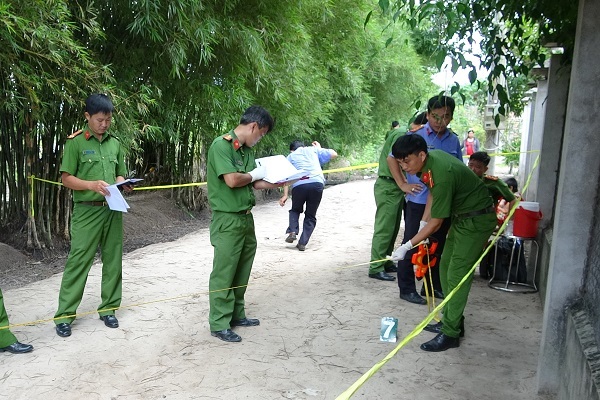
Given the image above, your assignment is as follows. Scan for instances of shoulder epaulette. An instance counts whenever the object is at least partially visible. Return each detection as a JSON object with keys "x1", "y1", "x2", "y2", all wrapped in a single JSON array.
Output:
[
  {"x1": 223, "y1": 134, "x2": 241, "y2": 150},
  {"x1": 484, "y1": 175, "x2": 499, "y2": 181},
  {"x1": 67, "y1": 130, "x2": 83, "y2": 139}
]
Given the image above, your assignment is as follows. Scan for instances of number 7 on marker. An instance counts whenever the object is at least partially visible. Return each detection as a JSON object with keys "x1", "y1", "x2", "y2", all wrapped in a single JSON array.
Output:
[{"x1": 382, "y1": 319, "x2": 396, "y2": 338}]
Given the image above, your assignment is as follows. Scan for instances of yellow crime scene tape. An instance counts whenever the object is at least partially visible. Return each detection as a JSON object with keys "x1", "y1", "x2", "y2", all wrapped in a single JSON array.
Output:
[
  {"x1": 18, "y1": 151, "x2": 539, "y2": 397},
  {"x1": 0, "y1": 285, "x2": 248, "y2": 331},
  {"x1": 16, "y1": 161, "x2": 378, "y2": 332},
  {"x1": 335, "y1": 152, "x2": 540, "y2": 399}
]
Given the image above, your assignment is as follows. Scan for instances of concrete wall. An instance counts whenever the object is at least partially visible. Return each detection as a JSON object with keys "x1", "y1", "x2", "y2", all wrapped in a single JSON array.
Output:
[
  {"x1": 584, "y1": 172, "x2": 600, "y2": 354},
  {"x1": 535, "y1": 54, "x2": 569, "y2": 231},
  {"x1": 530, "y1": 54, "x2": 570, "y2": 309},
  {"x1": 558, "y1": 181, "x2": 600, "y2": 399},
  {"x1": 560, "y1": 302, "x2": 600, "y2": 400},
  {"x1": 537, "y1": 0, "x2": 600, "y2": 394},
  {"x1": 519, "y1": 91, "x2": 535, "y2": 192},
  {"x1": 523, "y1": 79, "x2": 547, "y2": 202},
  {"x1": 537, "y1": 229, "x2": 552, "y2": 309}
]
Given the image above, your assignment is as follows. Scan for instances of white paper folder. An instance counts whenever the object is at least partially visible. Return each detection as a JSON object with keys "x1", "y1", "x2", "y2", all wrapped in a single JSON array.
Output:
[{"x1": 255, "y1": 155, "x2": 308, "y2": 184}]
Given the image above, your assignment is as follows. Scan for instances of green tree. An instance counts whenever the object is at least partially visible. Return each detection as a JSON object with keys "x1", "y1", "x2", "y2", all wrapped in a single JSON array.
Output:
[
  {"x1": 0, "y1": 1, "x2": 110, "y2": 249},
  {"x1": 377, "y1": 1, "x2": 578, "y2": 119},
  {"x1": 1, "y1": 0, "x2": 436, "y2": 250}
]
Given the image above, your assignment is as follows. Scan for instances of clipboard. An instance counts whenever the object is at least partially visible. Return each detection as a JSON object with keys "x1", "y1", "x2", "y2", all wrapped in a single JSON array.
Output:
[{"x1": 255, "y1": 155, "x2": 308, "y2": 184}]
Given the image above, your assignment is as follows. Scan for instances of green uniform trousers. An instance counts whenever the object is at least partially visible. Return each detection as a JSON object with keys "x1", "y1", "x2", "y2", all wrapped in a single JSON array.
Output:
[
  {"x1": 440, "y1": 212, "x2": 497, "y2": 338},
  {"x1": 55, "y1": 203, "x2": 123, "y2": 324},
  {"x1": 0, "y1": 288, "x2": 17, "y2": 347},
  {"x1": 209, "y1": 211, "x2": 257, "y2": 331},
  {"x1": 370, "y1": 178, "x2": 404, "y2": 274}
]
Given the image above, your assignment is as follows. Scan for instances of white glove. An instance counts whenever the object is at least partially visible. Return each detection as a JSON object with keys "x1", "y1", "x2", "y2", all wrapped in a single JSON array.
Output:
[
  {"x1": 390, "y1": 240, "x2": 413, "y2": 261},
  {"x1": 418, "y1": 221, "x2": 427, "y2": 232},
  {"x1": 249, "y1": 165, "x2": 267, "y2": 182}
]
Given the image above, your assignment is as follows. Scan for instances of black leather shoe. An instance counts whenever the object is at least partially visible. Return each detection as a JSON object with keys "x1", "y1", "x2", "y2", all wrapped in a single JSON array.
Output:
[
  {"x1": 0, "y1": 342, "x2": 33, "y2": 354},
  {"x1": 99, "y1": 315, "x2": 119, "y2": 328},
  {"x1": 423, "y1": 321, "x2": 443, "y2": 334},
  {"x1": 55, "y1": 322, "x2": 71, "y2": 337},
  {"x1": 296, "y1": 243, "x2": 306, "y2": 251},
  {"x1": 420, "y1": 287, "x2": 445, "y2": 299},
  {"x1": 211, "y1": 329, "x2": 242, "y2": 342},
  {"x1": 400, "y1": 292, "x2": 427, "y2": 305},
  {"x1": 285, "y1": 233, "x2": 297, "y2": 243},
  {"x1": 420, "y1": 333, "x2": 460, "y2": 352},
  {"x1": 231, "y1": 318, "x2": 260, "y2": 327},
  {"x1": 369, "y1": 271, "x2": 396, "y2": 281},
  {"x1": 384, "y1": 265, "x2": 398, "y2": 273},
  {"x1": 423, "y1": 318, "x2": 465, "y2": 337}
]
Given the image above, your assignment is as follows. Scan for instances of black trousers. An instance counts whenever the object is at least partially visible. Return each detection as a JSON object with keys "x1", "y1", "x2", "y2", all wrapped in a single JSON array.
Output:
[
  {"x1": 287, "y1": 182, "x2": 324, "y2": 246},
  {"x1": 397, "y1": 201, "x2": 451, "y2": 294}
]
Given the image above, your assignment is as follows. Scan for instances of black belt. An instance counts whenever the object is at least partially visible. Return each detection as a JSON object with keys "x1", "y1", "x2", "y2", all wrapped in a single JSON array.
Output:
[
  {"x1": 455, "y1": 205, "x2": 495, "y2": 219},
  {"x1": 378, "y1": 176, "x2": 394, "y2": 181},
  {"x1": 237, "y1": 209, "x2": 252, "y2": 214},
  {"x1": 79, "y1": 201, "x2": 108, "y2": 206}
]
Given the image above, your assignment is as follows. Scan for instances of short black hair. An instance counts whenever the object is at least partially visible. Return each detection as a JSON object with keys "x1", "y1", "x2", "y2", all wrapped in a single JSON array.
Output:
[
  {"x1": 427, "y1": 95, "x2": 455, "y2": 115},
  {"x1": 290, "y1": 140, "x2": 304, "y2": 151},
  {"x1": 391, "y1": 120, "x2": 400, "y2": 128},
  {"x1": 413, "y1": 112, "x2": 428, "y2": 125},
  {"x1": 85, "y1": 94, "x2": 114, "y2": 115},
  {"x1": 240, "y1": 105, "x2": 275, "y2": 133},
  {"x1": 469, "y1": 151, "x2": 491, "y2": 166},
  {"x1": 504, "y1": 177, "x2": 519, "y2": 192},
  {"x1": 392, "y1": 134, "x2": 427, "y2": 159}
]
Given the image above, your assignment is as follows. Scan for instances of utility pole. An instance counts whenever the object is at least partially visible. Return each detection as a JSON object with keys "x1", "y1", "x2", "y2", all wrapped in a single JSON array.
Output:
[{"x1": 483, "y1": 96, "x2": 505, "y2": 176}]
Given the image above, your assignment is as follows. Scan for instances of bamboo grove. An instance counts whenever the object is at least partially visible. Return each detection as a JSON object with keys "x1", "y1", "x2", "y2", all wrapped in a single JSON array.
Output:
[{"x1": 0, "y1": 0, "x2": 435, "y2": 250}]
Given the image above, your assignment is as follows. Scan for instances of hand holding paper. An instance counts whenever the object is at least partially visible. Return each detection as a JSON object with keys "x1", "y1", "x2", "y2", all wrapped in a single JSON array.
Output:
[
  {"x1": 104, "y1": 179, "x2": 142, "y2": 212},
  {"x1": 249, "y1": 165, "x2": 267, "y2": 182}
]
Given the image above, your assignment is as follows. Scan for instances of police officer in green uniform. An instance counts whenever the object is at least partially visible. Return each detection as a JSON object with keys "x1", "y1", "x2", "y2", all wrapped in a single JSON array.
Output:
[
  {"x1": 207, "y1": 106, "x2": 279, "y2": 343},
  {"x1": 369, "y1": 120, "x2": 424, "y2": 281},
  {"x1": 390, "y1": 135, "x2": 497, "y2": 352},
  {"x1": 54, "y1": 94, "x2": 130, "y2": 338},
  {"x1": 468, "y1": 151, "x2": 516, "y2": 208},
  {"x1": 0, "y1": 288, "x2": 33, "y2": 354}
]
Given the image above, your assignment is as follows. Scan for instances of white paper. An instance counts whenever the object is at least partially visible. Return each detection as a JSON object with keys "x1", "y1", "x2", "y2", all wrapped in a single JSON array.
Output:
[
  {"x1": 255, "y1": 155, "x2": 308, "y2": 184},
  {"x1": 115, "y1": 178, "x2": 143, "y2": 187},
  {"x1": 105, "y1": 185, "x2": 130, "y2": 212}
]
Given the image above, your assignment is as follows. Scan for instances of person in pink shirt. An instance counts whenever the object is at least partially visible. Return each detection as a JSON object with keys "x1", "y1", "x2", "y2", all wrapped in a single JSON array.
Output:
[{"x1": 461, "y1": 129, "x2": 480, "y2": 158}]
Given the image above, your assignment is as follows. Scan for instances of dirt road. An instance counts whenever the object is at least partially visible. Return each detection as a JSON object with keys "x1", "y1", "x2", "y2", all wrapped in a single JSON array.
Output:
[{"x1": 0, "y1": 179, "x2": 550, "y2": 400}]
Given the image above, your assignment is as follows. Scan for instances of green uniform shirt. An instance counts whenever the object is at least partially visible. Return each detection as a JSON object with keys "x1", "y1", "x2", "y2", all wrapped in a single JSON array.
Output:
[
  {"x1": 207, "y1": 130, "x2": 256, "y2": 212},
  {"x1": 418, "y1": 150, "x2": 493, "y2": 219},
  {"x1": 378, "y1": 129, "x2": 404, "y2": 178},
  {"x1": 60, "y1": 130, "x2": 127, "y2": 202},
  {"x1": 482, "y1": 175, "x2": 516, "y2": 203}
]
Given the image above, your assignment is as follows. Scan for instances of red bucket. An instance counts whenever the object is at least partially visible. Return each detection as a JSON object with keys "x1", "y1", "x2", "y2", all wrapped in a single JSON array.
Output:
[{"x1": 513, "y1": 205, "x2": 543, "y2": 238}]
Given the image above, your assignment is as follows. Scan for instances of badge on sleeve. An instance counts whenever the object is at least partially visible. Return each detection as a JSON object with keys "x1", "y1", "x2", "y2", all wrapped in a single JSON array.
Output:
[{"x1": 421, "y1": 169, "x2": 434, "y2": 188}]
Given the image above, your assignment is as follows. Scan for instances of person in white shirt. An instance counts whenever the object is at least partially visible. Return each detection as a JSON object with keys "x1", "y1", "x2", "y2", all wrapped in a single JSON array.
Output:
[{"x1": 279, "y1": 140, "x2": 337, "y2": 251}]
